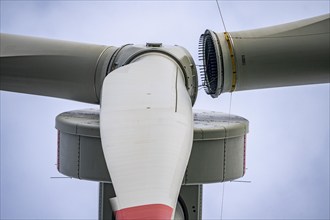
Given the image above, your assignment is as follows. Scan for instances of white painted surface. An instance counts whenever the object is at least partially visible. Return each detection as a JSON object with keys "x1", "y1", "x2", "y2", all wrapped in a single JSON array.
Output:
[
  {"x1": 222, "y1": 14, "x2": 329, "y2": 92},
  {"x1": 100, "y1": 54, "x2": 193, "y2": 212}
]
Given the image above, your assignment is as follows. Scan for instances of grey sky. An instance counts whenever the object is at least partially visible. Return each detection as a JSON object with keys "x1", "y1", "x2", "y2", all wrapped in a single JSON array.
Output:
[{"x1": 0, "y1": 1, "x2": 329, "y2": 220}]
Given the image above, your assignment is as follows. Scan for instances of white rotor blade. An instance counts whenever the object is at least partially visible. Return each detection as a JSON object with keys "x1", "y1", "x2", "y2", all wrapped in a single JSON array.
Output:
[
  {"x1": 0, "y1": 33, "x2": 116, "y2": 103},
  {"x1": 200, "y1": 14, "x2": 330, "y2": 97},
  {"x1": 100, "y1": 54, "x2": 193, "y2": 219}
]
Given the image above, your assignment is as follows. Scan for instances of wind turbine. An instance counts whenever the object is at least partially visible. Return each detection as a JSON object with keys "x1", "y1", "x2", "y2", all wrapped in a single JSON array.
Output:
[{"x1": 0, "y1": 2, "x2": 327, "y2": 220}]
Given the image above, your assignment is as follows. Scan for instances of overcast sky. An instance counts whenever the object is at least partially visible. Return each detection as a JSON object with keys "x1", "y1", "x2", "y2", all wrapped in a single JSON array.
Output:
[{"x1": 1, "y1": 1, "x2": 329, "y2": 220}]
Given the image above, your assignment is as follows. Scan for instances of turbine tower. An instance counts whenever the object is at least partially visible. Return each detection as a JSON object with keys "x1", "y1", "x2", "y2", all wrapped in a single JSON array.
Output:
[{"x1": 1, "y1": 14, "x2": 329, "y2": 219}]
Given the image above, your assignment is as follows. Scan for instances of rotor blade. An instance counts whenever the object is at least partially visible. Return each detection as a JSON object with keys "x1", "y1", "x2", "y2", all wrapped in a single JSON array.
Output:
[
  {"x1": 100, "y1": 53, "x2": 193, "y2": 219},
  {"x1": 200, "y1": 14, "x2": 330, "y2": 98},
  {"x1": 0, "y1": 33, "x2": 116, "y2": 103}
]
